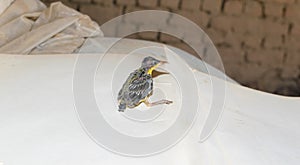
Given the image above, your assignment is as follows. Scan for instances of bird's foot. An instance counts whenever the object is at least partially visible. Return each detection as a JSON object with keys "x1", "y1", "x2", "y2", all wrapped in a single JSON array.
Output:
[
  {"x1": 144, "y1": 99, "x2": 173, "y2": 107},
  {"x1": 164, "y1": 100, "x2": 173, "y2": 104}
]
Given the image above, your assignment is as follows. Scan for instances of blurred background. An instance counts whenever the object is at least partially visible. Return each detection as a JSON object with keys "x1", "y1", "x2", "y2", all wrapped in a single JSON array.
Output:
[{"x1": 42, "y1": 0, "x2": 300, "y2": 96}]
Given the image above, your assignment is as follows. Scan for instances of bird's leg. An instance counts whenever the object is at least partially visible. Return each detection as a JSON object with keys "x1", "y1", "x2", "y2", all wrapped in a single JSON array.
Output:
[{"x1": 144, "y1": 99, "x2": 173, "y2": 107}]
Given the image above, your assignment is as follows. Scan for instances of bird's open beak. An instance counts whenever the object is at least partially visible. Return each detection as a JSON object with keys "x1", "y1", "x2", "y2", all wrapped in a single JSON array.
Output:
[{"x1": 159, "y1": 61, "x2": 168, "y2": 65}]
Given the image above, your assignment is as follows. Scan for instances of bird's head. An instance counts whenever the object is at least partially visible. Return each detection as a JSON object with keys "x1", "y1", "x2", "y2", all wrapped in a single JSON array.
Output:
[{"x1": 141, "y1": 56, "x2": 167, "y2": 75}]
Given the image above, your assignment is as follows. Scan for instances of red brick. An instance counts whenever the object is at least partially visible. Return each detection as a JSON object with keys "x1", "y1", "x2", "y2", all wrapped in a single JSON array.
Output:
[
  {"x1": 223, "y1": 63, "x2": 243, "y2": 81},
  {"x1": 229, "y1": 63, "x2": 268, "y2": 84},
  {"x1": 260, "y1": 20, "x2": 288, "y2": 35},
  {"x1": 218, "y1": 47, "x2": 244, "y2": 64},
  {"x1": 223, "y1": 31, "x2": 241, "y2": 49},
  {"x1": 265, "y1": 2, "x2": 283, "y2": 17},
  {"x1": 285, "y1": 50, "x2": 300, "y2": 66},
  {"x1": 94, "y1": 0, "x2": 114, "y2": 6},
  {"x1": 264, "y1": 35, "x2": 283, "y2": 48},
  {"x1": 281, "y1": 66, "x2": 299, "y2": 79},
  {"x1": 43, "y1": 0, "x2": 78, "y2": 9},
  {"x1": 247, "y1": 49, "x2": 285, "y2": 67},
  {"x1": 73, "y1": 0, "x2": 91, "y2": 3},
  {"x1": 285, "y1": 36, "x2": 300, "y2": 50},
  {"x1": 245, "y1": 0, "x2": 262, "y2": 17},
  {"x1": 234, "y1": 17, "x2": 288, "y2": 35},
  {"x1": 125, "y1": 6, "x2": 145, "y2": 12},
  {"x1": 60, "y1": 1, "x2": 78, "y2": 9},
  {"x1": 210, "y1": 15, "x2": 236, "y2": 32},
  {"x1": 117, "y1": 0, "x2": 136, "y2": 6},
  {"x1": 124, "y1": 7, "x2": 170, "y2": 26},
  {"x1": 167, "y1": 11, "x2": 209, "y2": 44},
  {"x1": 262, "y1": 0, "x2": 295, "y2": 4},
  {"x1": 231, "y1": 16, "x2": 262, "y2": 34},
  {"x1": 242, "y1": 34, "x2": 262, "y2": 49},
  {"x1": 291, "y1": 23, "x2": 300, "y2": 36},
  {"x1": 181, "y1": 0, "x2": 201, "y2": 10},
  {"x1": 80, "y1": 5, "x2": 122, "y2": 24},
  {"x1": 174, "y1": 10, "x2": 209, "y2": 28},
  {"x1": 138, "y1": 0, "x2": 158, "y2": 7},
  {"x1": 160, "y1": 0, "x2": 180, "y2": 9},
  {"x1": 243, "y1": 64, "x2": 268, "y2": 82},
  {"x1": 205, "y1": 28, "x2": 226, "y2": 44},
  {"x1": 212, "y1": 15, "x2": 287, "y2": 36},
  {"x1": 202, "y1": 0, "x2": 222, "y2": 14},
  {"x1": 259, "y1": 69, "x2": 283, "y2": 93},
  {"x1": 224, "y1": 0, "x2": 243, "y2": 15},
  {"x1": 285, "y1": 4, "x2": 300, "y2": 21}
]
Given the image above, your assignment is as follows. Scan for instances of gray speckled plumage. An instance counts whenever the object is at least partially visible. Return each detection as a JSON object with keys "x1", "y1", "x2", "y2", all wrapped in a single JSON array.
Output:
[{"x1": 117, "y1": 56, "x2": 160, "y2": 112}]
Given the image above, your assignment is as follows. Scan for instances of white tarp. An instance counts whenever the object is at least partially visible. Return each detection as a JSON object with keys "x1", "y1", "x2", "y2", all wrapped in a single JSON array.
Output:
[
  {"x1": 0, "y1": 54, "x2": 299, "y2": 165},
  {"x1": 0, "y1": 0, "x2": 102, "y2": 54},
  {"x1": 0, "y1": 0, "x2": 14, "y2": 16}
]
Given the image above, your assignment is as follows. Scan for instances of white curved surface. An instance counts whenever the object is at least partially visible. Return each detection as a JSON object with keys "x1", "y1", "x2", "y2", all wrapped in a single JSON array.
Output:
[
  {"x1": 0, "y1": 54, "x2": 299, "y2": 165},
  {"x1": 79, "y1": 37, "x2": 238, "y2": 84}
]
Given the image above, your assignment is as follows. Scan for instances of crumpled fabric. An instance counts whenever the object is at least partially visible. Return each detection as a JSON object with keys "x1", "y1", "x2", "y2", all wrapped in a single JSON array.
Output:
[
  {"x1": 0, "y1": 0, "x2": 103, "y2": 54},
  {"x1": 0, "y1": 0, "x2": 46, "y2": 27},
  {"x1": 0, "y1": 0, "x2": 14, "y2": 16}
]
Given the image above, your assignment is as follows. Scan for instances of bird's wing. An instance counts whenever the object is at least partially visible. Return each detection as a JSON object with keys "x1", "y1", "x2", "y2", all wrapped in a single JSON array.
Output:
[
  {"x1": 118, "y1": 71, "x2": 137, "y2": 101},
  {"x1": 117, "y1": 87, "x2": 123, "y2": 100},
  {"x1": 125, "y1": 74, "x2": 152, "y2": 105}
]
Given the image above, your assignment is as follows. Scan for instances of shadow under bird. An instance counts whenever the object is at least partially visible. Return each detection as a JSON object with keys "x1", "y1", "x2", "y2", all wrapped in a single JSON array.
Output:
[{"x1": 117, "y1": 56, "x2": 173, "y2": 112}]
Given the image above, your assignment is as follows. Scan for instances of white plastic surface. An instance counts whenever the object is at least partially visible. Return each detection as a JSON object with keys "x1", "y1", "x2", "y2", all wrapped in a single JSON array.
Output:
[{"x1": 0, "y1": 54, "x2": 299, "y2": 165}]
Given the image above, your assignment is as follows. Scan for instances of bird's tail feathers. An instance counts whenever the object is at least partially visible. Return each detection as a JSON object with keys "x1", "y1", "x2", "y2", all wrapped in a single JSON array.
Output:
[{"x1": 118, "y1": 102, "x2": 126, "y2": 112}]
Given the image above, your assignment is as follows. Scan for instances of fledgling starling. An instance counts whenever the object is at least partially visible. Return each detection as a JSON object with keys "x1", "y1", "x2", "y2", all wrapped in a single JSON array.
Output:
[{"x1": 117, "y1": 56, "x2": 173, "y2": 112}]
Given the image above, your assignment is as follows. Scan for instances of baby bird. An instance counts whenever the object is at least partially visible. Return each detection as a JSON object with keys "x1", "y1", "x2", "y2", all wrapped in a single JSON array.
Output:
[{"x1": 117, "y1": 56, "x2": 173, "y2": 112}]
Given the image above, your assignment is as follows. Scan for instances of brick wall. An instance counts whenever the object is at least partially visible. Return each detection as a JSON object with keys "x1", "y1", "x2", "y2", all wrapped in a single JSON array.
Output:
[{"x1": 42, "y1": 0, "x2": 300, "y2": 96}]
